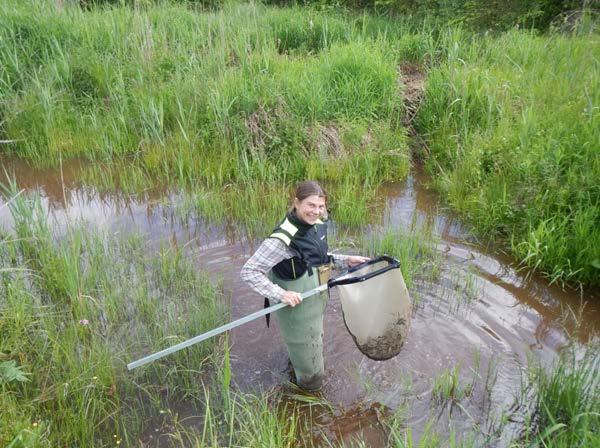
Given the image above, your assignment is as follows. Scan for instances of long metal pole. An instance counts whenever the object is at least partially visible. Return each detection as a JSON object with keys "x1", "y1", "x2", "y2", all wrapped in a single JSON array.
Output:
[{"x1": 127, "y1": 283, "x2": 329, "y2": 371}]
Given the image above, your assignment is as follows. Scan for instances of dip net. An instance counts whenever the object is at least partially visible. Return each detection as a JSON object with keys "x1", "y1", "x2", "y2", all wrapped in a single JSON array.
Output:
[{"x1": 330, "y1": 256, "x2": 411, "y2": 360}]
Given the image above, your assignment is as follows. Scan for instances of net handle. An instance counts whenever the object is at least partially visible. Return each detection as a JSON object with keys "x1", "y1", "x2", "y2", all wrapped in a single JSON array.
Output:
[{"x1": 328, "y1": 255, "x2": 400, "y2": 287}]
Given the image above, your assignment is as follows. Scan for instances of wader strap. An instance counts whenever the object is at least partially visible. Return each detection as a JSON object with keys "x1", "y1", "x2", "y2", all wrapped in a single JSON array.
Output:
[
  {"x1": 303, "y1": 254, "x2": 314, "y2": 276},
  {"x1": 264, "y1": 297, "x2": 271, "y2": 327}
]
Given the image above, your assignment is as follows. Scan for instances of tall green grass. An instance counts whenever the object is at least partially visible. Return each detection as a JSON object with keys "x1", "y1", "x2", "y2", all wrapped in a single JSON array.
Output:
[
  {"x1": 362, "y1": 224, "x2": 441, "y2": 294},
  {"x1": 519, "y1": 343, "x2": 600, "y2": 447},
  {"x1": 0, "y1": 186, "x2": 224, "y2": 446},
  {"x1": 417, "y1": 29, "x2": 600, "y2": 286},
  {"x1": 2, "y1": 3, "x2": 596, "y2": 286},
  {"x1": 0, "y1": 0, "x2": 417, "y2": 239},
  {"x1": 0, "y1": 1, "x2": 412, "y2": 192}
]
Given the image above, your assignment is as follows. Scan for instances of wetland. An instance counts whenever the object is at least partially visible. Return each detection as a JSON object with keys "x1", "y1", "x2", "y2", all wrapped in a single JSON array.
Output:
[{"x1": 1, "y1": 1, "x2": 598, "y2": 447}]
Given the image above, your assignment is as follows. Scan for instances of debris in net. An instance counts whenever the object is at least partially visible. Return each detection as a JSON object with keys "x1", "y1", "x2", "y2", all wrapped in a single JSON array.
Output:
[{"x1": 344, "y1": 315, "x2": 410, "y2": 361}]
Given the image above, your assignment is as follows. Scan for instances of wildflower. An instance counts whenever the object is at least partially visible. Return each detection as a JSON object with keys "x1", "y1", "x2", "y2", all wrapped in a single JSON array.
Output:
[
  {"x1": 79, "y1": 319, "x2": 90, "y2": 325},
  {"x1": 92, "y1": 376, "x2": 98, "y2": 380},
  {"x1": 32, "y1": 422, "x2": 38, "y2": 427}
]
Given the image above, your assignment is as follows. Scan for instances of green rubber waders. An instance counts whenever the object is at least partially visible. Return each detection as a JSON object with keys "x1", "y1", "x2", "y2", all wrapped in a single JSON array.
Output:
[{"x1": 268, "y1": 268, "x2": 328, "y2": 391}]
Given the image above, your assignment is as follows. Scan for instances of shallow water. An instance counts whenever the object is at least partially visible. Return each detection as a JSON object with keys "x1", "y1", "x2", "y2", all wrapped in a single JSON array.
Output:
[{"x1": 1, "y1": 157, "x2": 598, "y2": 446}]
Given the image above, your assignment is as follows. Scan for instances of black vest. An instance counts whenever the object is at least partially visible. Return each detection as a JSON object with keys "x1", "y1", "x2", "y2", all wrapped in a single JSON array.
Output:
[{"x1": 270, "y1": 212, "x2": 330, "y2": 280}]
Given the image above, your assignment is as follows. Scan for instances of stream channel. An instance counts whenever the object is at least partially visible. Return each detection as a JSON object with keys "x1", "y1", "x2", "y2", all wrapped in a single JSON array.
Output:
[{"x1": 1, "y1": 156, "x2": 598, "y2": 446}]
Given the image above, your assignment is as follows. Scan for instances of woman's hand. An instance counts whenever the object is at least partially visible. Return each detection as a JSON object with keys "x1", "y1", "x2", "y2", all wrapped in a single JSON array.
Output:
[
  {"x1": 281, "y1": 290, "x2": 303, "y2": 307},
  {"x1": 347, "y1": 256, "x2": 370, "y2": 268}
]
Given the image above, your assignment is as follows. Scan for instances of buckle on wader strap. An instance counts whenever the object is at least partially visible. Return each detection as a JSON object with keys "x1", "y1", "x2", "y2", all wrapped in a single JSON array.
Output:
[{"x1": 317, "y1": 263, "x2": 332, "y2": 285}]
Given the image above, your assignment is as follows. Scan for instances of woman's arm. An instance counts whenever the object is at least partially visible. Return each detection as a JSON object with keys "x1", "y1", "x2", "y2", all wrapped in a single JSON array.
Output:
[
  {"x1": 240, "y1": 238, "x2": 294, "y2": 303},
  {"x1": 329, "y1": 253, "x2": 370, "y2": 269}
]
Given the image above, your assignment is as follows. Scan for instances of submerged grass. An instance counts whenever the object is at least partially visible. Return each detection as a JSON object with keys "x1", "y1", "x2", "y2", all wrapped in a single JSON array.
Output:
[
  {"x1": 385, "y1": 344, "x2": 599, "y2": 447},
  {"x1": 362, "y1": 223, "x2": 441, "y2": 295},
  {"x1": 431, "y1": 365, "x2": 473, "y2": 405}
]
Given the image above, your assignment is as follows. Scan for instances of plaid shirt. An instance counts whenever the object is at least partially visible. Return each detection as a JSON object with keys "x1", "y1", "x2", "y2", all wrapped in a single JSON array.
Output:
[{"x1": 240, "y1": 237, "x2": 350, "y2": 303}]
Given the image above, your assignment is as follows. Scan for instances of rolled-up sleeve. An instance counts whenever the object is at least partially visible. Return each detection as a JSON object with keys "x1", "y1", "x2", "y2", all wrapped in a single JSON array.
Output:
[
  {"x1": 329, "y1": 253, "x2": 351, "y2": 270},
  {"x1": 240, "y1": 238, "x2": 294, "y2": 303}
]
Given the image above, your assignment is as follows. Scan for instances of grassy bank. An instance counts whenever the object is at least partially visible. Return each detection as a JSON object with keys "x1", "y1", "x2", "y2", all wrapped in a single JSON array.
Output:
[
  {"x1": 417, "y1": 30, "x2": 600, "y2": 287},
  {"x1": 0, "y1": 0, "x2": 411, "y2": 204}
]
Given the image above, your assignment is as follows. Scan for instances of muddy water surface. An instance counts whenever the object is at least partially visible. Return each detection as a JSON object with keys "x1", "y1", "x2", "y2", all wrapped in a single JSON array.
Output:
[{"x1": 1, "y1": 157, "x2": 598, "y2": 446}]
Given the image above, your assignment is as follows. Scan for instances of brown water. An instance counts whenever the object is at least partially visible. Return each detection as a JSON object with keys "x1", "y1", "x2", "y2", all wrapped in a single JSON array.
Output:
[{"x1": 1, "y1": 156, "x2": 598, "y2": 446}]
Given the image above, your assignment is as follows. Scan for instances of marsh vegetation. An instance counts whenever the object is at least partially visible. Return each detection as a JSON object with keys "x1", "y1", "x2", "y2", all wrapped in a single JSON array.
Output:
[{"x1": 1, "y1": 0, "x2": 598, "y2": 446}]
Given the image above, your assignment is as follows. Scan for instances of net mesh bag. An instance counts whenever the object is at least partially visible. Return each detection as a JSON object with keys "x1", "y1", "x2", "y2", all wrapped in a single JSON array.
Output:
[{"x1": 330, "y1": 256, "x2": 411, "y2": 361}]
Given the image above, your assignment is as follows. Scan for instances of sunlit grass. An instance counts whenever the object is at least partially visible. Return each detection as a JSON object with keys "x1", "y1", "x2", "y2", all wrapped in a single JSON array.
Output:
[
  {"x1": 417, "y1": 29, "x2": 600, "y2": 286},
  {"x1": 0, "y1": 0, "x2": 412, "y2": 194}
]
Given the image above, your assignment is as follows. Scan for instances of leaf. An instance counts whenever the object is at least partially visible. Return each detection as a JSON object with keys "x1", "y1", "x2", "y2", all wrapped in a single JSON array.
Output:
[
  {"x1": 538, "y1": 422, "x2": 567, "y2": 442},
  {"x1": 0, "y1": 360, "x2": 31, "y2": 384}
]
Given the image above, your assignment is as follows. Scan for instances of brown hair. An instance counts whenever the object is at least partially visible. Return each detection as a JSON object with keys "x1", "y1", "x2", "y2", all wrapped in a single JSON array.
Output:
[{"x1": 294, "y1": 180, "x2": 327, "y2": 203}]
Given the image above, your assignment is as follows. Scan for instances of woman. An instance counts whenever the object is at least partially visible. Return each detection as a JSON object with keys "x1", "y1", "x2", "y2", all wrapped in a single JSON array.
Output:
[{"x1": 240, "y1": 180, "x2": 368, "y2": 391}]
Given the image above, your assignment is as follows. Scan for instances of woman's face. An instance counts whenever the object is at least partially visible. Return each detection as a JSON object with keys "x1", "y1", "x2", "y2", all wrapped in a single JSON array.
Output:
[{"x1": 294, "y1": 195, "x2": 326, "y2": 225}]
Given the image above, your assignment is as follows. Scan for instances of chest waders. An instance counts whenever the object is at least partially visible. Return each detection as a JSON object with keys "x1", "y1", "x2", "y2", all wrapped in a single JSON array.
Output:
[
  {"x1": 268, "y1": 267, "x2": 328, "y2": 391},
  {"x1": 266, "y1": 212, "x2": 332, "y2": 391}
]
